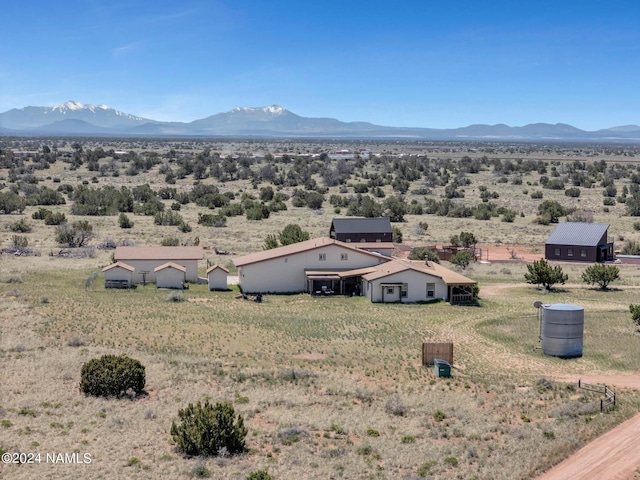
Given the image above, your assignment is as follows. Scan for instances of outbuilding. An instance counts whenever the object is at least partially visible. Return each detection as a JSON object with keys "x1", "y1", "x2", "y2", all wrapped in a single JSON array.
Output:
[
  {"x1": 113, "y1": 246, "x2": 203, "y2": 284},
  {"x1": 154, "y1": 262, "x2": 187, "y2": 289},
  {"x1": 545, "y1": 222, "x2": 613, "y2": 262},
  {"x1": 102, "y1": 261, "x2": 134, "y2": 288},
  {"x1": 329, "y1": 217, "x2": 393, "y2": 243},
  {"x1": 207, "y1": 264, "x2": 229, "y2": 291}
]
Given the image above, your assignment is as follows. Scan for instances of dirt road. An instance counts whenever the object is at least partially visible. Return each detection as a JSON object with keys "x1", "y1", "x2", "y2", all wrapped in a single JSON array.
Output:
[
  {"x1": 535, "y1": 412, "x2": 640, "y2": 480},
  {"x1": 533, "y1": 374, "x2": 640, "y2": 480}
]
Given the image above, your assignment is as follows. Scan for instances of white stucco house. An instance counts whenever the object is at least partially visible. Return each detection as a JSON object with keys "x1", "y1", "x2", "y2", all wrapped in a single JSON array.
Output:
[
  {"x1": 233, "y1": 237, "x2": 388, "y2": 295},
  {"x1": 102, "y1": 261, "x2": 134, "y2": 288},
  {"x1": 207, "y1": 264, "x2": 229, "y2": 291},
  {"x1": 113, "y1": 246, "x2": 203, "y2": 284},
  {"x1": 233, "y1": 237, "x2": 476, "y2": 303},
  {"x1": 154, "y1": 262, "x2": 187, "y2": 289}
]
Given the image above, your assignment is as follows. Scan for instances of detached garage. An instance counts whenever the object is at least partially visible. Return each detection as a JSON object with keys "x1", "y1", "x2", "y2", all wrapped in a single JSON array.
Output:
[{"x1": 154, "y1": 262, "x2": 187, "y2": 289}]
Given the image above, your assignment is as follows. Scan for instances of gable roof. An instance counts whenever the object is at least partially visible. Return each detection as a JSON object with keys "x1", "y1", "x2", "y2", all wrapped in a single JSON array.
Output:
[
  {"x1": 233, "y1": 237, "x2": 388, "y2": 267},
  {"x1": 545, "y1": 222, "x2": 609, "y2": 247},
  {"x1": 114, "y1": 246, "x2": 203, "y2": 261},
  {"x1": 153, "y1": 262, "x2": 187, "y2": 273},
  {"x1": 206, "y1": 264, "x2": 229, "y2": 274},
  {"x1": 362, "y1": 259, "x2": 476, "y2": 285},
  {"x1": 330, "y1": 217, "x2": 392, "y2": 235},
  {"x1": 102, "y1": 261, "x2": 135, "y2": 272}
]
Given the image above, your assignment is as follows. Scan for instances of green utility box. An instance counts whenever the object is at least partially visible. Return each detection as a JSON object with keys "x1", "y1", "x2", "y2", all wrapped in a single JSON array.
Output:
[{"x1": 434, "y1": 359, "x2": 451, "y2": 378}]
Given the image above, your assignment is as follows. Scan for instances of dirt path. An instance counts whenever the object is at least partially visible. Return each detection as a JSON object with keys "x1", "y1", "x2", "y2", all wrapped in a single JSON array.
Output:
[{"x1": 534, "y1": 412, "x2": 640, "y2": 480}]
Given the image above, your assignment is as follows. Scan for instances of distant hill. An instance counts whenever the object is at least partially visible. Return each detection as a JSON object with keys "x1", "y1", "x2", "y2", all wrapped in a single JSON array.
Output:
[{"x1": 1, "y1": 100, "x2": 640, "y2": 141}]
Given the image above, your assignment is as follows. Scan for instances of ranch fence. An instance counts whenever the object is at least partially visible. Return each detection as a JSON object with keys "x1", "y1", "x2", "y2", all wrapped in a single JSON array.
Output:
[{"x1": 578, "y1": 379, "x2": 616, "y2": 412}]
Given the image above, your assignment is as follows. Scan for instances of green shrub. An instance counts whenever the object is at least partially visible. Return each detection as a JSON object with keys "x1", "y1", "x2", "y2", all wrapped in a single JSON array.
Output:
[
  {"x1": 433, "y1": 410, "x2": 446, "y2": 422},
  {"x1": 246, "y1": 470, "x2": 273, "y2": 480},
  {"x1": 408, "y1": 247, "x2": 440, "y2": 263},
  {"x1": 630, "y1": 304, "x2": 640, "y2": 326},
  {"x1": 10, "y1": 218, "x2": 31, "y2": 233},
  {"x1": 118, "y1": 213, "x2": 134, "y2": 229},
  {"x1": 80, "y1": 354, "x2": 145, "y2": 398},
  {"x1": 161, "y1": 237, "x2": 180, "y2": 246},
  {"x1": 44, "y1": 211, "x2": 66, "y2": 225},
  {"x1": 32, "y1": 207, "x2": 52, "y2": 220},
  {"x1": 11, "y1": 235, "x2": 28, "y2": 249},
  {"x1": 417, "y1": 460, "x2": 437, "y2": 477},
  {"x1": 170, "y1": 400, "x2": 247, "y2": 456},
  {"x1": 443, "y1": 456, "x2": 458, "y2": 467}
]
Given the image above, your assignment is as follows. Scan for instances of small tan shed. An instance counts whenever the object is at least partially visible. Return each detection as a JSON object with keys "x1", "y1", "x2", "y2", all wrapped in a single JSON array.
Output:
[
  {"x1": 207, "y1": 264, "x2": 229, "y2": 291},
  {"x1": 154, "y1": 262, "x2": 187, "y2": 289}
]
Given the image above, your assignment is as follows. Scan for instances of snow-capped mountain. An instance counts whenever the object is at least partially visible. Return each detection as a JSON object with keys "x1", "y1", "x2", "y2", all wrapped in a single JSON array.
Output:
[
  {"x1": 0, "y1": 100, "x2": 154, "y2": 130},
  {"x1": 2, "y1": 101, "x2": 640, "y2": 141}
]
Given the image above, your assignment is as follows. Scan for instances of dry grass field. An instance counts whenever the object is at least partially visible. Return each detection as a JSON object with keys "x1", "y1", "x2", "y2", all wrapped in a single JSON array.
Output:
[{"x1": 2, "y1": 139, "x2": 640, "y2": 479}]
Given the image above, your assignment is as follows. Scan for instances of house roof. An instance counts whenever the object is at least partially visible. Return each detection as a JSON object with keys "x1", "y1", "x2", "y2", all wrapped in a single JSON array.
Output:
[
  {"x1": 102, "y1": 261, "x2": 135, "y2": 272},
  {"x1": 153, "y1": 262, "x2": 187, "y2": 273},
  {"x1": 362, "y1": 259, "x2": 476, "y2": 285},
  {"x1": 114, "y1": 246, "x2": 203, "y2": 261},
  {"x1": 233, "y1": 237, "x2": 387, "y2": 267},
  {"x1": 206, "y1": 264, "x2": 229, "y2": 274},
  {"x1": 330, "y1": 217, "x2": 392, "y2": 235},
  {"x1": 545, "y1": 222, "x2": 609, "y2": 247},
  {"x1": 305, "y1": 266, "x2": 379, "y2": 278},
  {"x1": 354, "y1": 242, "x2": 395, "y2": 250}
]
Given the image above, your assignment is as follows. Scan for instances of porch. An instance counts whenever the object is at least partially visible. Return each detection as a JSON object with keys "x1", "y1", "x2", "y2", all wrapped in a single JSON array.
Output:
[{"x1": 449, "y1": 284, "x2": 476, "y2": 304}]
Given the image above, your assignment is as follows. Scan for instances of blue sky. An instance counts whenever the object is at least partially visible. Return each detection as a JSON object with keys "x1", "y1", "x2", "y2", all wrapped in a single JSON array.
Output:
[{"x1": 2, "y1": 1, "x2": 640, "y2": 130}]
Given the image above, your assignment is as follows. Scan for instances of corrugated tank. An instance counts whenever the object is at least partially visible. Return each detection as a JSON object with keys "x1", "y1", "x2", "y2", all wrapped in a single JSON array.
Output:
[{"x1": 541, "y1": 303, "x2": 584, "y2": 358}]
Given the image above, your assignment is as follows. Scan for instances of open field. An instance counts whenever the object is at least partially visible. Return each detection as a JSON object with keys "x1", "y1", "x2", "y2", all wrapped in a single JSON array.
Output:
[
  {"x1": 2, "y1": 259, "x2": 640, "y2": 479},
  {"x1": 2, "y1": 139, "x2": 640, "y2": 479}
]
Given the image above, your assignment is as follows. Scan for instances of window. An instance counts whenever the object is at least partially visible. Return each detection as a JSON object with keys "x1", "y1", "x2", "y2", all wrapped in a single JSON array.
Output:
[
  {"x1": 387, "y1": 287, "x2": 394, "y2": 294},
  {"x1": 554, "y1": 247, "x2": 560, "y2": 256},
  {"x1": 341, "y1": 253, "x2": 348, "y2": 261},
  {"x1": 319, "y1": 253, "x2": 326, "y2": 261},
  {"x1": 426, "y1": 282, "x2": 435, "y2": 298},
  {"x1": 401, "y1": 284, "x2": 408, "y2": 297},
  {"x1": 567, "y1": 248, "x2": 573, "y2": 257},
  {"x1": 581, "y1": 248, "x2": 587, "y2": 258}
]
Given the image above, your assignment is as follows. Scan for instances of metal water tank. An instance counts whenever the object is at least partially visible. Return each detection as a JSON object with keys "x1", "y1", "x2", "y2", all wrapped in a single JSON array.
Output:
[{"x1": 541, "y1": 303, "x2": 584, "y2": 357}]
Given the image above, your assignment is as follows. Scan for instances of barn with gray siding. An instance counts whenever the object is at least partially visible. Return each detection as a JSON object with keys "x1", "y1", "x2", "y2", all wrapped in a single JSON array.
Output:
[
  {"x1": 545, "y1": 222, "x2": 613, "y2": 262},
  {"x1": 329, "y1": 217, "x2": 393, "y2": 243}
]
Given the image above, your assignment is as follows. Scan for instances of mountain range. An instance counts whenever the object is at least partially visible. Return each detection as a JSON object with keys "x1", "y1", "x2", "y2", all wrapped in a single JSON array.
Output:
[{"x1": 1, "y1": 100, "x2": 640, "y2": 142}]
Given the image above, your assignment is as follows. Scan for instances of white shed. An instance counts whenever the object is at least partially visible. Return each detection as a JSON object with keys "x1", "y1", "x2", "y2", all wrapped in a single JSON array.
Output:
[
  {"x1": 154, "y1": 262, "x2": 187, "y2": 289},
  {"x1": 102, "y1": 262, "x2": 134, "y2": 288},
  {"x1": 207, "y1": 264, "x2": 229, "y2": 291}
]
